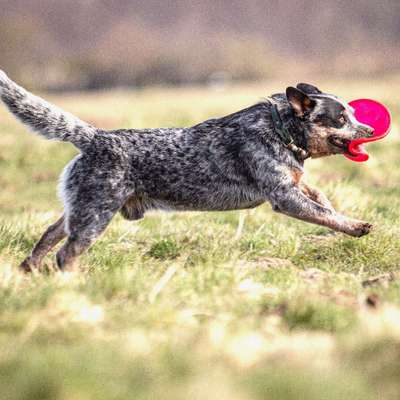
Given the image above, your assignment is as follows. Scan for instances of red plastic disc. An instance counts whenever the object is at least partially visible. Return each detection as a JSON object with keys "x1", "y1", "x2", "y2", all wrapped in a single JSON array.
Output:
[{"x1": 345, "y1": 99, "x2": 391, "y2": 162}]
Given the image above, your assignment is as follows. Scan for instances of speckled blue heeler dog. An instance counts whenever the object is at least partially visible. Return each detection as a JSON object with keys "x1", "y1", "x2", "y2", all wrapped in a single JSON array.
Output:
[{"x1": 0, "y1": 70, "x2": 374, "y2": 271}]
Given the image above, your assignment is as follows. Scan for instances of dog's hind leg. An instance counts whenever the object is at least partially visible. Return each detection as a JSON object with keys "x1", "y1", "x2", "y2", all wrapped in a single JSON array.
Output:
[
  {"x1": 56, "y1": 235, "x2": 93, "y2": 271},
  {"x1": 19, "y1": 215, "x2": 67, "y2": 272},
  {"x1": 56, "y1": 199, "x2": 123, "y2": 271}
]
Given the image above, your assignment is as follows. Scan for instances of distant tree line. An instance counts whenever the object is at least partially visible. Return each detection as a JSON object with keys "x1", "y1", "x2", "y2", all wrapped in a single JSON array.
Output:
[{"x1": 0, "y1": 0, "x2": 399, "y2": 90}]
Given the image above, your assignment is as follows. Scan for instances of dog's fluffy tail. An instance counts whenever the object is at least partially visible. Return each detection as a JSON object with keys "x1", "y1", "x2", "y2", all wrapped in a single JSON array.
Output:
[{"x1": 0, "y1": 70, "x2": 96, "y2": 151}]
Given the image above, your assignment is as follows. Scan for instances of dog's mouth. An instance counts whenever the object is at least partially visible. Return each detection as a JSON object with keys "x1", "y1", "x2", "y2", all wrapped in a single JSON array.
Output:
[{"x1": 328, "y1": 136, "x2": 351, "y2": 154}]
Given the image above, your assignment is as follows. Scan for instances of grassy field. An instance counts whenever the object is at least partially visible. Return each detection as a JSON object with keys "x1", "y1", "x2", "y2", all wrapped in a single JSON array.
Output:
[{"x1": 1, "y1": 77, "x2": 400, "y2": 400}]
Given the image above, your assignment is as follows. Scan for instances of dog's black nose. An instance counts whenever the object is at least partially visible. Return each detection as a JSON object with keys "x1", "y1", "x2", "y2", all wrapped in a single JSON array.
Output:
[
  {"x1": 359, "y1": 126, "x2": 374, "y2": 137},
  {"x1": 365, "y1": 126, "x2": 374, "y2": 137}
]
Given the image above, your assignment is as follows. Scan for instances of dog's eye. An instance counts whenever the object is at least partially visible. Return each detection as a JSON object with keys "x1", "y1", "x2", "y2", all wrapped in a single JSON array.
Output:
[{"x1": 338, "y1": 115, "x2": 346, "y2": 124}]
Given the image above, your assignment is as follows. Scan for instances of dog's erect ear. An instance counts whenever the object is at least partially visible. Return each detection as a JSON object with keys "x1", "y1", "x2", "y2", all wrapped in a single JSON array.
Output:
[
  {"x1": 296, "y1": 83, "x2": 322, "y2": 95},
  {"x1": 286, "y1": 87, "x2": 316, "y2": 117}
]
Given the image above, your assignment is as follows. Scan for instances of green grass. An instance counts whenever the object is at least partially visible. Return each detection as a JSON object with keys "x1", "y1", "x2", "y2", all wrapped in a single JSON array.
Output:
[{"x1": 1, "y1": 78, "x2": 400, "y2": 399}]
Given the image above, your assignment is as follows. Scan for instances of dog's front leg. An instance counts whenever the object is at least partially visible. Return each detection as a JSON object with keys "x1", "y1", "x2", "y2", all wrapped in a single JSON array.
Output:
[
  {"x1": 270, "y1": 183, "x2": 372, "y2": 237},
  {"x1": 299, "y1": 182, "x2": 335, "y2": 212}
]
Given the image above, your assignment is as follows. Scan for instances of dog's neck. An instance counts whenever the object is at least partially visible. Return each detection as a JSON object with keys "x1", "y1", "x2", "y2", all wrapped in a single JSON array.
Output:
[{"x1": 268, "y1": 98, "x2": 309, "y2": 161}]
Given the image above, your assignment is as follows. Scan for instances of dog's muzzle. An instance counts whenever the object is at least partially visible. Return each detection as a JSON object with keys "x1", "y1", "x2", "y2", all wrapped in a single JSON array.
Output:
[{"x1": 328, "y1": 135, "x2": 351, "y2": 152}]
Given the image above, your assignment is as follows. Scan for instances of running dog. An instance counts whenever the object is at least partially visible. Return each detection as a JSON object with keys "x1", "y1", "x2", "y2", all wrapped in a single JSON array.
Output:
[{"x1": 0, "y1": 70, "x2": 373, "y2": 271}]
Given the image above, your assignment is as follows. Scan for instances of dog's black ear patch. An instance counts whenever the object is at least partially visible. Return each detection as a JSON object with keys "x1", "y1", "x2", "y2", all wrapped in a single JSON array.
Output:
[
  {"x1": 286, "y1": 87, "x2": 316, "y2": 117},
  {"x1": 296, "y1": 83, "x2": 322, "y2": 95}
]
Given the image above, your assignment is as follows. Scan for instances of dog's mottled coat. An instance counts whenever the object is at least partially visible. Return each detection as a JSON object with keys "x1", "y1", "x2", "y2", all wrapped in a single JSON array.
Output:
[{"x1": 0, "y1": 70, "x2": 374, "y2": 271}]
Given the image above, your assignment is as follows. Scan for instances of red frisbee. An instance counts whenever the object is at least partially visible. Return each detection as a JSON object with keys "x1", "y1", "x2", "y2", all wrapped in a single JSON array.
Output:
[{"x1": 345, "y1": 99, "x2": 391, "y2": 162}]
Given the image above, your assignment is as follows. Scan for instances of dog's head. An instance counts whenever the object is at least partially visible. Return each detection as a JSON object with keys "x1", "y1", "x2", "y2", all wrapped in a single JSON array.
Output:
[{"x1": 286, "y1": 83, "x2": 374, "y2": 158}]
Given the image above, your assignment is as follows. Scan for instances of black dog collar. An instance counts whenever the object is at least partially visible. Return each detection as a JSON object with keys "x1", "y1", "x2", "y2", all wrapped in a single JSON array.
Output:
[{"x1": 270, "y1": 103, "x2": 309, "y2": 161}]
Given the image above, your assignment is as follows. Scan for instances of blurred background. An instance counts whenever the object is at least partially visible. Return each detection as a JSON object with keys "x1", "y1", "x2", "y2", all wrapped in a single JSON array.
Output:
[{"x1": 0, "y1": 0, "x2": 399, "y2": 91}]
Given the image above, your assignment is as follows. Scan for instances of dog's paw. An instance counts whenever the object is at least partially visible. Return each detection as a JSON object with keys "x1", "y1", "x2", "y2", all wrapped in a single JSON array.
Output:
[
  {"x1": 19, "y1": 258, "x2": 34, "y2": 273},
  {"x1": 346, "y1": 220, "x2": 373, "y2": 237}
]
